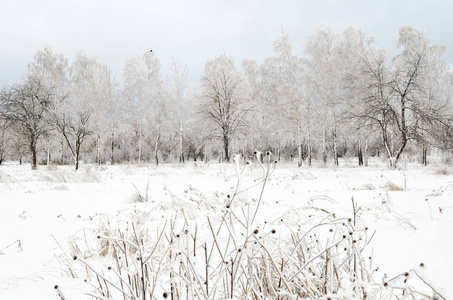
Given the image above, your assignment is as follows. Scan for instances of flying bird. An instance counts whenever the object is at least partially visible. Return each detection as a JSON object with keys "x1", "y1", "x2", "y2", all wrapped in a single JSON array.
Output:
[{"x1": 149, "y1": 50, "x2": 153, "y2": 52}]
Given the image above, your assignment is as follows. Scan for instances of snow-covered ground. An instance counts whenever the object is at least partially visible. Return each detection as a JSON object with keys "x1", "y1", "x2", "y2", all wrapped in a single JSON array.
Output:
[{"x1": 0, "y1": 159, "x2": 452, "y2": 299}]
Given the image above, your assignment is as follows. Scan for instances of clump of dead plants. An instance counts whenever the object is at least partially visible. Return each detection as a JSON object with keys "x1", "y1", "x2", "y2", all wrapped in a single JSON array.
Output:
[{"x1": 56, "y1": 151, "x2": 444, "y2": 300}]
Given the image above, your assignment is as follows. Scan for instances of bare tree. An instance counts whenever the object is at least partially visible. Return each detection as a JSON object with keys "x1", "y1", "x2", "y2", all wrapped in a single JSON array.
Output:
[
  {"x1": 51, "y1": 52, "x2": 104, "y2": 170},
  {"x1": 0, "y1": 118, "x2": 12, "y2": 164},
  {"x1": 169, "y1": 58, "x2": 187, "y2": 164},
  {"x1": 200, "y1": 54, "x2": 251, "y2": 162},
  {"x1": 347, "y1": 26, "x2": 452, "y2": 167},
  {"x1": 0, "y1": 77, "x2": 52, "y2": 169}
]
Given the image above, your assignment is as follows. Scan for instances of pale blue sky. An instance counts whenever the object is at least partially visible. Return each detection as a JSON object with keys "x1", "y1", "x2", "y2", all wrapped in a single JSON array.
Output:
[{"x1": 1, "y1": 0, "x2": 452, "y2": 86}]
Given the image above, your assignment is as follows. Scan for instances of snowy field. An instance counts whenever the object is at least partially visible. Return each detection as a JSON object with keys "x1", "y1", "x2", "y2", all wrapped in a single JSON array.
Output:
[{"x1": 0, "y1": 158, "x2": 452, "y2": 299}]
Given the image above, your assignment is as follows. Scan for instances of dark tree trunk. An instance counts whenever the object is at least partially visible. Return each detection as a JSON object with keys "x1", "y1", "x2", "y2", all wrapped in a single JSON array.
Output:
[
  {"x1": 358, "y1": 139, "x2": 363, "y2": 166},
  {"x1": 75, "y1": 141, "x2": 80, "y2": 171},
  {"x1": 223, "y1": 135, "x2": 230, "y2": 163},
  {"x1": 358, "y1": 147, "x2": 363, "y2": 166},
  {"x1": 333, "y1": 128, "x2": 339, "y2": 166},
  {"x1": 31, "y1": 141, "x2": 37, "y2": 170},
  {"x1": 110, "y1": 131, "x2": 114, "y2": 165},
  {"x1": 60, "y1": 139, "x2": 64, "y2": 165},
  {"x1": 422, "y1": 145, "x2": 427, "y2": 166}
]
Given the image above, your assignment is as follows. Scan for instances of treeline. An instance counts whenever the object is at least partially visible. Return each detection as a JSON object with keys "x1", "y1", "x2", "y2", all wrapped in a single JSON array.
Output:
[{"x1": 0, "y1": 26, "x2": 452, "y2": 170}]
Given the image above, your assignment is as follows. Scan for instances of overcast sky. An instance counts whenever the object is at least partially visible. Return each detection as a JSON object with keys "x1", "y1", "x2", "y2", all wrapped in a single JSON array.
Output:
[{"x1": 1, "y1": 0, "x2": 452, "y2": 86}]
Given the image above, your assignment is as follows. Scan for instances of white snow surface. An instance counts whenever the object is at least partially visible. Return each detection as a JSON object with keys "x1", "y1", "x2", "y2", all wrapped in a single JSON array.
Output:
[{"x1": 0, "y1": 160, "x2": 452, "y2": 299}]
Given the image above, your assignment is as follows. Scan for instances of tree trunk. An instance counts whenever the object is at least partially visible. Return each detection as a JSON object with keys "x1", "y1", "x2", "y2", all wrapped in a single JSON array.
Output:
[
  {"x1": 382, "y1": 124, "x2": 396, "y2": 168},
  {"x1": 333, "y1": 127, "x2": 339, "y2": 166},
  {"x1": 322, "y1": 127, "x2": 327, "y2": 164},
  {"x1": 155, "y1": 133, "x2": 160, "y2": 166},
  {"x1": 75, "y1": 141, "x2": 80, "y2": 171},
  {"x1": 422, "y1": 144, "x2": 427, "y2": 166},
  {"x1": 223, "y1": 135, "x2": 230, "y2": 163},
  {"x1": 31, "y1": 141, "x2": 37, "y2": 170},
  {"x1": 110, "y1": 130, "x2": 114, "y2": 165},
  {"x1": 364, "y1": 138, "x2": 369, "y2": 166},
  {"x1": 307, "y1": 127, "x2": 312, "y2": 166},
  {"x1": 96, "y1": 135, "x2": 101, "y2": 166},
  {"x1": 60, "y1": 139, "x2": 64, "y2": 165},
  {"x1": 307, "y1": 99, "x2": 312, "y2": 166},
  {"x1": 297, "y1": 122, "x2": 302, "y2": 167},
  {"x1": 358, "y1": 147, "x2": 363, "y2": 166},
  {"x1": 179, "y1": 106, "x2": 184, "y2": 164},
  {"x1": 47, "y1": 148, "x2": 51, "y2": 166},
  {"x1": 358, "y1": 138, "x2": 363, "y2": 166},
  {"x1": 138, "y1": 126, "x2": 142, "y2": 164}
]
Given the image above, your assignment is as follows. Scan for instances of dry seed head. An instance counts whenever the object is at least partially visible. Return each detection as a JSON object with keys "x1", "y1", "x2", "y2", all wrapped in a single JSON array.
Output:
[
  {"x1": 54, "y1": 285, "x2": 58, "y2": 289},
  {"x1": 254, "y1": 229, "x2": 259, "y2": 234}
]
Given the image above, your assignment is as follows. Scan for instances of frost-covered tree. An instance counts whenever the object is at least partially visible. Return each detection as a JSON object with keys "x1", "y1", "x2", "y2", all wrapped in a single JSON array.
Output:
[
  {"x1": 51, "y1": 53, "x2": 108, "y2": 170},
  {"x1": 200, "y1": 54, "x2": 251, "y2": 162},
  {"x1": 123, "y1": 51, "x2": 168, "y2": 164},
  {"x1": 0, "y1": 118, "x2": 13, "y2": 164},
  {"x1": 28, "y1": 47, "x2": 70, "y2": 165},
  {"x1": 393, "y1": 26, "x2": 452, "y2": 165},
  {"x1": 0, "y1": 47, "x2": 69, "y2": 169},
  {"x1": 261, "y1": 30, "x2": 305, "y2": 165},
  {"x1": 337, "y1": 27, "x2": 375, "y2": 166},
  {"x1": 305, "y1": 26, "x2": 341, "y2": 165},
  {"x1": 349, "y1": 26, "x2": 452, "y2": 167},
  {"x1": 169, "y1": 58, "x2": 187, "y2": 163},
  {"x1": 0, "y1": 77, "x2": 53, "y2": 169}
]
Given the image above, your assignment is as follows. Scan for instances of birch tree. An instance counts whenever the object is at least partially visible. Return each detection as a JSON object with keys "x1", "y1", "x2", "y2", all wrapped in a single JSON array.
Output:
[
  {"x1": 261, "y1": 30, "x2": 305, "y2": 165},
  {"x1": 123, "y1": 51, "x2": 167, "y2": 164},
  {"x1": 52, "y1": 53, "x2": 106, "y2": 170},
  {"x1": 200, "y1": 54, "x2": 251, "y2": 162},
  {"x1": 305, "y1": 26, "x2": 337, "y2": 165},
  {"x1": 169, "y1": 58, "x2": 187, "y2": 163}
]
